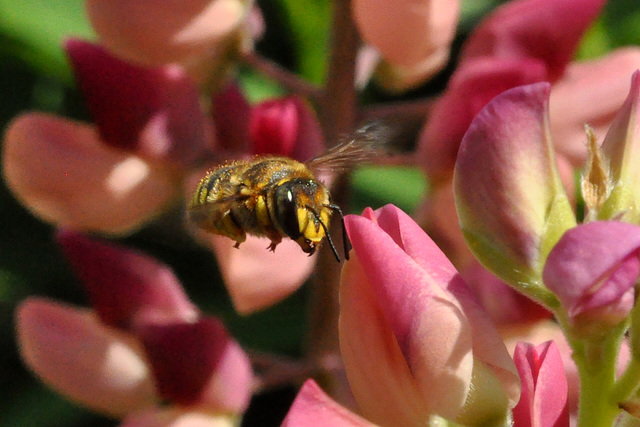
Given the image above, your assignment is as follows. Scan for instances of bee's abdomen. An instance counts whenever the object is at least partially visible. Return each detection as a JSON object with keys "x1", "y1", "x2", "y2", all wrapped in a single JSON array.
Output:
[{"x1": 190, "y1": 163, "x2": 246, "y2": 207}]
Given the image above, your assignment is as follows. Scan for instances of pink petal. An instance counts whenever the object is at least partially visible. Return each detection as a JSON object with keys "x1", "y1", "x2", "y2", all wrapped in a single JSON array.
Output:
[
  {"x1": 86, "y1": 0, "x2": 248, "y2": 67},
  {"x1": 135, "y1": 317, "x2": 252, "y2": 412},
  {"x1": 2, "y1": 113, "x2": 180, "y2": 234},
  {"x1": 121, "y1": 409, "x2": 236, "y2": 427},
  {"x1": 601, "y1": 68, "x2": 640, "y2": 215},
  {"x1": 211, "y1": 81, "x2": 252, "y2": 152},
  {"x1": 352, "y1": 0, "x2": 459, "y2": 69},
  {"x1": 56, "y1": 230, "x2": 198, "y2": 330},
  {"x1": 339, "y1": 252, "x2": 472, "y2": 424},
  {"x1": 250, "y1": 96, "x2": 324, "y2": 161},
  {"x1": 454, "y1": 83, "x2": 574, "y2": 286},
  {"x1": 543, "y1": 221, "x2": 640, "y2": 322},
  {"x1": 359, "y1": 205, "x2": 521, "y2": 404},
  {"x1": 66, "y1": 39, "x2": 211, "y2": 166},
  {"x1": 15, "y1": 298, "x2": 158, "y2": 417},
  {"x1": 281, "y1": 380, "x2": 374, "y2": 427},
  {"x1": 206, "y1": 233, "x2": 316, "y2": 314},
  {"x1": 460, "y1": 0, "x2": 605, "y2": 81},
  {"x1": 550, "y1": 48, "x2": 640, "y2": 166},
  {"x1": 512, "y1": 341, "x2": 569, "y2": 427},
  {"x1": 417, "y1": 58, "x2": 547, "y2": 180}
]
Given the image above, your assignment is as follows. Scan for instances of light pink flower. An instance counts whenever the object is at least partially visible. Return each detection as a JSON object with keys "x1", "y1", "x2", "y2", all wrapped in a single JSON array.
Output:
[
  {"x1": 352, "y1": 0, "x2": 460, "y2": 91},
  {"x1": 15, "y1": 231, "x2": 253, "y2": 420},
  {"x1": 86, "y1": 0, "x2": 254, "y2": 84},
  {"x1": 512, "y1": 341, "x2": 569, "y2": 427}
]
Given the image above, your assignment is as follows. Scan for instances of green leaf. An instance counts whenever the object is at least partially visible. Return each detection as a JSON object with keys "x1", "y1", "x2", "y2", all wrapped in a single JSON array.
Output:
[{"x1": 0, "y1": 0, "x2": 94, "y2": 84}]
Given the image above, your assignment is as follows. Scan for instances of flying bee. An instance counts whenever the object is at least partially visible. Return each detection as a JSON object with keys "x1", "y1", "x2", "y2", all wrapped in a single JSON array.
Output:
[{"x1": 188, "y1": 123, "x2": 388, "y2": 262}]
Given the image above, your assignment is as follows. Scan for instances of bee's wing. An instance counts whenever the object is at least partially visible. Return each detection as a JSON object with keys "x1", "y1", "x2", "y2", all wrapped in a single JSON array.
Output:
[
  {"x1": 188, "y1": 194, "x2": 250, "y2": 228},
  {"x1": 307, "y1": 122, "x2": 390, "y2": 173}
]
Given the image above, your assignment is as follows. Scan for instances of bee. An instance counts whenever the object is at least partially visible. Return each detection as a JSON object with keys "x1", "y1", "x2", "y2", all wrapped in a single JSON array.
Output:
[{"x1": 188, "y1": 124, "x2": 387, "y2": 262}]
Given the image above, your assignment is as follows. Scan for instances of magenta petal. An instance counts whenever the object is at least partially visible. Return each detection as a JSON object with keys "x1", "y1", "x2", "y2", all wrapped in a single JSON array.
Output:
[
  {"x1": 57, "y1": 230, "x2": 198, "y2": 330},
  {"x1": 512, "y1": 341, "x2": 569, "y2": 427},
  {"x1": 66, "y1": 39, "x2": 210, "y2": 166},
  {"x1": 211, "y1": 81, "x2": 252, "y2": 152},
  {"x1": 281, "y1": 380, "x2": 374, "y2": 427},
  {"x1": 418, "y1": 58, "x2": 547, "y2": 180},
  {"x1": 249, "y1": 96, "x2": 324, "y2": 161},
  {"x1": 543, "y1": 221, "x2": 640, "y2": 320},
  {"x1": 460, "y1": 0, "x2": 605, "y2": 81},
  {"x1": 135, "y1": 317, "x2": 252, "y2": 412}
]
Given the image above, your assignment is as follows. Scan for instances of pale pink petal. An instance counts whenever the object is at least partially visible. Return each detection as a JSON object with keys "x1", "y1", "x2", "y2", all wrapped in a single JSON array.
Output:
[
  {"x1": 543, "y1": 221, "x2": 640, "y2": 324},
  {"x1": 16, "y1": 298, "x2": 158, "y2": 417},
  {"x1": 66, "y1": 39, "x2": 211, "y2": 166},
  {"x1": 512, "y1": 341, "x2": 569, "y2": 427},
  {"x1": 2, "y1": 113, "x2": 180, "y2": 234},
  {"x1": 550, "y1": 48, "x2": 640, "y2": 166},
  {"x1": 136, "y1": 317, "x2": 252, "y2": 412},
  {"x1": 57, "y1": 230, "x2": 198, "y2": 330},
  {"x1": 373, "y1": 45, "x2": 452, "y2": 92},
  {"x1": 281, "y1": 380, "x2": 374, "y2": 427},
  {"x1": 601, "y1": 69, "x2": 640, "y2": 220},
  {"x1": 86, "y1": 0, "x2": 249, "y2": 66},
  {"x1": 365, "y1": 205, "x2": 521, "y2": 405},
  {"x1": 460, "y1": 0, "x2": 605, "y2": 81},
  {"x1": 207, "y1": 233, "x2": 316, "y2": 314},
  {"x1": 353, "y1": 0, "x2": 459, "y2": 69},
  {"x1": 454, "y1": 83, "x2": 575, "y2": 286},
  {"x1": 417, "y1": 58, "x2": 547, "y2": 180},
  {"x1": 340, "y1": 253, "x2": 472, "y2": 424},
  {"x1": 121, "y1": 409, "x2": 236, "y2": 427}
]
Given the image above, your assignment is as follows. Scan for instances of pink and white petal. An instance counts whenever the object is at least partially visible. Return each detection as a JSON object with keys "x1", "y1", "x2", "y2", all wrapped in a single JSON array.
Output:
[
  {"x1": 550, "y1": 48, "x2": 640, "y2": 166},
  {"x1": 417, "y1": 57, "x2": 547, "y2": 181},
  {"x1": 460, "y1": 0, "x2": 605, "y2": 81},
  {"x1": 120, "y1": 409, "x2": 236, "y2": 427},
  {"x1": 2, "y1": 114, "x2": 180, "y2": 234},
  {"x1": 340, "y1": 254, "x2": 472, "y2": 425},
  {"x1": 66, "y1": 39, "x2": 212, "y2": 166},
  {"x1": 135, "y1": 317, "x2": 252, "y2": 412},
  {"x1": 86, "y1": 0, "x2": 249, "y2": 67},
  {"x1": 281, "y1": 380, "x2": 375, "y2": 427},
  {"x1": 57, "y1": 230, "x2": 198, "y2": 330},
  {"x1": 207, "y1": 234, "x2": 316, "y2": 314},
  {"x1": 454, "y1": 83, "x2": 575, "y2": 286},
  {"x1": 353, "y1": 0, "x2": 459, "y2": 69},
  {"x1": 15, "y1": 298, "x2": 158, "y2": 417}
]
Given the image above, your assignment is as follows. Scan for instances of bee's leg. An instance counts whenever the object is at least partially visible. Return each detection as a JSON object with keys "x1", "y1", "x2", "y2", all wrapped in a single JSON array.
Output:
[{"x1": 265, "y1": 232, "x2": 282, "y2": 252}]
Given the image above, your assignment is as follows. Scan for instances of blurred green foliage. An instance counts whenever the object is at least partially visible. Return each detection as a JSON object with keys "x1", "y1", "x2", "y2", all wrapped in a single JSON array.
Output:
[{"x1": 0, "y1": 0, "x2": 639, "y2": 426}]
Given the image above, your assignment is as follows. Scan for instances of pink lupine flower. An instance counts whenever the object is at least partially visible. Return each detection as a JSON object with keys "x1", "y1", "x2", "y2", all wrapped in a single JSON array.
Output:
[
  {"x1": 335, "y1": 204, "x2": 520, "y2": 425},
  {"x1": 543, "y1": 222, "x2": 640, "y2": 329},
  {"x1": 512, "y1": 341, "x2": 569, "y2": 427},
  {"x1": 15, "y1": 231, "x2": 253, "y2": 420},
  {"x1": 352, "y1": 0, "x2": 460, "y2": 91}
]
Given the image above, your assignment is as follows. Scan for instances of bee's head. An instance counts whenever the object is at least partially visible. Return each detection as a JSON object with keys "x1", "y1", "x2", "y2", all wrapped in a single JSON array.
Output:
[{"x1": 273, "y1": 179, "x2": 349, "y2": 262}]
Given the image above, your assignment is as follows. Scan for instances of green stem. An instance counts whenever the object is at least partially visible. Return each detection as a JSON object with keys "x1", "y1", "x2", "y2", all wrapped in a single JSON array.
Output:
[{"x1": 571, "y1": 327, "x2": 626, "y2": 427}]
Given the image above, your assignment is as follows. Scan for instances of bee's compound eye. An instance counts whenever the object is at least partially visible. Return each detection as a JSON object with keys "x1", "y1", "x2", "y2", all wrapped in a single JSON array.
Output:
[{"x1": 274, "y1": 183, "x2": 302, "y2": 239}]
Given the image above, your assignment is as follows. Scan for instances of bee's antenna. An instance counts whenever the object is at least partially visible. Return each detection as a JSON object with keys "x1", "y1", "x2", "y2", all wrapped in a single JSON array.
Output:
[
  {"x1": 327, "y1": 204, "x2": 351, "y2": 261},
  {"x1": 307, "y1": 206, "x2": 342, "y2": 262}
]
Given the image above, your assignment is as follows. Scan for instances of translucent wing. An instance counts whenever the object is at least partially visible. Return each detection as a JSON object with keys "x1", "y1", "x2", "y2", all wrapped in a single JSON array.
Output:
[
  {"x1": 188, "y1": 193, "x2": 249, "y2": 230},
  {"x1": 307, "y1": 122, "x2": 390, "y2": 173}
]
